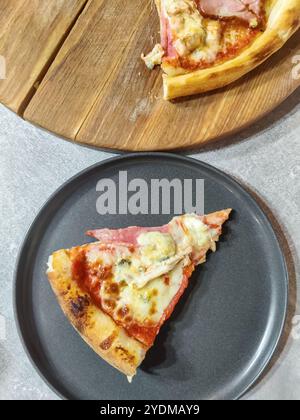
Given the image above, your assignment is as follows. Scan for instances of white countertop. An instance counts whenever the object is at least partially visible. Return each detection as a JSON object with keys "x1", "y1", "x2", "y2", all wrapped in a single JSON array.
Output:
[{"x1": 0, "y1": 93, "x2": 300, "y2": 400}]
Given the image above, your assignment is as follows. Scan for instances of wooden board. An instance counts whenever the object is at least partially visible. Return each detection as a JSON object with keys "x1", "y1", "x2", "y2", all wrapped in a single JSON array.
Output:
[
  {"x1": 0, "y1": 0, "x2": 88, "y2": 114},
  {"x1": 25, "y1": 0, "x2": 151, "y2": 140},
  {"x1": 0, "y1": 0, "x2": 299, "y2": 151}
]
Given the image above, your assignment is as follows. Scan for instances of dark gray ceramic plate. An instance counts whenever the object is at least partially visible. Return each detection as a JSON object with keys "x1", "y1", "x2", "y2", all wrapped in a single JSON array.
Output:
[{"x1": 14, "y1": 154, "x2": 288, "y2": 400}]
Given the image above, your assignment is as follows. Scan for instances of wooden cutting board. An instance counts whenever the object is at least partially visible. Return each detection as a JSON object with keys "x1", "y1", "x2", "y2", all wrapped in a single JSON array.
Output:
[{"x1": 0, "y1": 0, "x2": 299, "y2": 151}]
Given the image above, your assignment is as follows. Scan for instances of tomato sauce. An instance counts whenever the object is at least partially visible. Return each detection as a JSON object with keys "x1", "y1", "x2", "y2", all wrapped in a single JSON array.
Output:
[
  {"x1": 163, "y1": 264, "x2": 195, "y2": 322},
  {"x1": 71, "y1": 248, "x2": 195, "y2": 349},
  {"x1": 71, "y1": 249, "x2": 104, "y2": 308}
]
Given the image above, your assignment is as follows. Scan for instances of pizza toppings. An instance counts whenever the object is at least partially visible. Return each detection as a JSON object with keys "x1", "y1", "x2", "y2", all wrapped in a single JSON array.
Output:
[
  {"x1": 199, "y1": 0, "x2": 263, "y2": 28},
  {"x1": 47, "y1": 210, "x2": 232, "y2": 376},
  {"x1": 138, "y1": 231, "x2": 177, "y2": 263},
  {"x1": 143, "y1": 0, "x2": 264, "y2": 73},
  {"x1": 102, "y1": 256, "x2": 192, "y2": 346},
  {"x1": 70, "y1": 212, "x2": 231, "y2": 347},
  {"x1": 163, "y1": 0, "x2": 206, "y2": 57},
  {"x1": 70, "y1": 242, "x2": 194, "y2": 347},
  {"x1": 142, "y1": 44, "x2": 164, "y2": 70},
  {"x1": 86, "y1": 225, "x2": 170, "y2": 247},
  {"x1": 189, "y1": 19, "x2": 222, "y2": 70},
  {"x1": 87, "y1": 213, "x2": 227, "y2": 268}
]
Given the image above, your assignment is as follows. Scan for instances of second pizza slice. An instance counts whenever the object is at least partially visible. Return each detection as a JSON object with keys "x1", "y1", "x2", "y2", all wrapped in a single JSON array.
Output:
[{"x1": 143, "y1": 0, "x2": 300, "y2": 99}]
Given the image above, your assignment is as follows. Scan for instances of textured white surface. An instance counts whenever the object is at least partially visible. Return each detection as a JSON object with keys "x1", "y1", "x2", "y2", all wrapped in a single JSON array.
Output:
[{"x1": 0, "y1": 89, "x2": 300, "y2": 400}]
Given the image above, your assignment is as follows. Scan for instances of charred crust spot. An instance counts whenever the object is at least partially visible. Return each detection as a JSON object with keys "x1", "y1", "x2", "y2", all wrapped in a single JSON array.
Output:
[
  {"x1": 100, "y1": 332, "x2": 117, "y2": 351},
  {"x1": 114, "y1": 346, "x2": 135, "y2": 365},
  {"x1": 74, "y1": 319, "x2": 85, "y2": 333},
  {"x1": 70, "y1": 295, "x2": 89, "y2": 318},
  {"x1": 208, "y1": 72, "x2": 218, "y2": 80}
]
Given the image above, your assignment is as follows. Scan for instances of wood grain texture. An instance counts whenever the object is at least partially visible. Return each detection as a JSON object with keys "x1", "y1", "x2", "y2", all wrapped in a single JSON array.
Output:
[
  {"x1": 24, "y1": 0, "x2": 155, "y2": 139},
  {"x1": 6, "y1": 1, "x2": 300, "y2": 150},
  {"x1": 0, "y1": 0, "x2": 88, "y2": 114},
  {"x1": 76, "y1": 26, "x2": 300, "y2": 151}
]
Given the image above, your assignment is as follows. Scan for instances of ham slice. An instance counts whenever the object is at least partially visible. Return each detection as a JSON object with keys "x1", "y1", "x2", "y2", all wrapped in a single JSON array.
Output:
[
  {"x1": 86, "y1": 210, "x2": 231, "y2": 247},
  {"x1": 86, "y1": 225, "x2": 169, "y2": 246},
  {"x1": 198, "y1": 0, "x2": 263, "y2": 25},
  {"x1": 161, "y1": 3, "x2": 183, "y2": 58}
]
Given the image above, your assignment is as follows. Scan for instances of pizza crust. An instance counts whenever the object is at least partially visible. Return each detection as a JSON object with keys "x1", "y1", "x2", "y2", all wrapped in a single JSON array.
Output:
[
  {"x1": 47, "y1": 249, "x2": 147, "y2": 377},
  {"x1": 155, "y1": 0, "x2": 300, "y2": 99}
]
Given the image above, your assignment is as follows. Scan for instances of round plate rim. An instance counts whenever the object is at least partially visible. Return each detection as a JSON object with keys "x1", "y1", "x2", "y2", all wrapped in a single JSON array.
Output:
[{"x1": 13, "y1": 153, "x2": 289, "y2": 400}]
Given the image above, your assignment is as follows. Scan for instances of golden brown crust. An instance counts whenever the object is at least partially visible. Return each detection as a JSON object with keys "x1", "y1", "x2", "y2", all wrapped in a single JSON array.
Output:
[
  {"x1": 156, "y1": 0, "x2": 300, "y2": 99},
  {"x1": 47, "y1": 250, "x2": 147, "y2": 377}
]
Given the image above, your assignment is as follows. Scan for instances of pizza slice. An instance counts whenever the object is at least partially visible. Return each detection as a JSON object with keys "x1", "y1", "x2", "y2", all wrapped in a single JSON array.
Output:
[
  {"x1": 47, "y1": 210, "x2": 231, "y2": 379},
  {"x1": 142, "y1": 0, "x2": 300, "y2": 100}
]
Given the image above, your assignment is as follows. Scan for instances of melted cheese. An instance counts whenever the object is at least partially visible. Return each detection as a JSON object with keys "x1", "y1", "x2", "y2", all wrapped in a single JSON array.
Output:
[
  {"x1": 101, "y1": 257, "x2": 189, "y2": 325},
  {"x1": 96, "y1": 215, "x2": 216, "y2": 329},
  {"x1": 163, "y1": 0, "x2": 206, "y2": 56},
  {"x1": 161, "y1": 0, "x2": 223, "y2": 65},
  {"x1": 169, "y1": 214, "x2": 216, "y2": 261},
  {"x1": 141, "y1": 44, "x2": 164, "y2": 70},
  {"x1": 87, "y1": 245, "x2": 115, "y2": 266},
  {"x1": 111, "y1": 216, "x2": 214, "y2": 290},
  {"x1": 191, "y1": 20, "x2": 221, "y2": 63},
  {"x1": 138, "y1": 232, "x2": 176, "y2": 265},
  {"x1": 112, "y1": 232, "x2": 184, "y2": 289},
  {"x1": 85, "y1": 215, "x2": 215, "y2": 289}
]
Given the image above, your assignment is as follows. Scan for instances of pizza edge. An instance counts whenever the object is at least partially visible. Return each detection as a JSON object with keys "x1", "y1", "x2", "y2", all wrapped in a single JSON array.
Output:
[
  {"x1": 47, "y1": 249, "x2": 147, "y2": 377},
  {"x1": 156, "y1": 0, "x2": 300, "y2": 100}
]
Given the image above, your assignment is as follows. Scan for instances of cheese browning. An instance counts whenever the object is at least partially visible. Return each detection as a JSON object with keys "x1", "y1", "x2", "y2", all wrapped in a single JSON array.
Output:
[
  {"x1": 67, "y1": 211, "x2": 231, "y2": 347},
  {"x1": 83, "y1": 215, "x2": 222, "y2": 345}
]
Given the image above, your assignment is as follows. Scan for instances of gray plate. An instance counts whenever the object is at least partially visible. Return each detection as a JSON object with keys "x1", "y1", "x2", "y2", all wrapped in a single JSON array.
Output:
[{"x1": 14, "y1": 154, "x2": 288, "y2": 400}]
